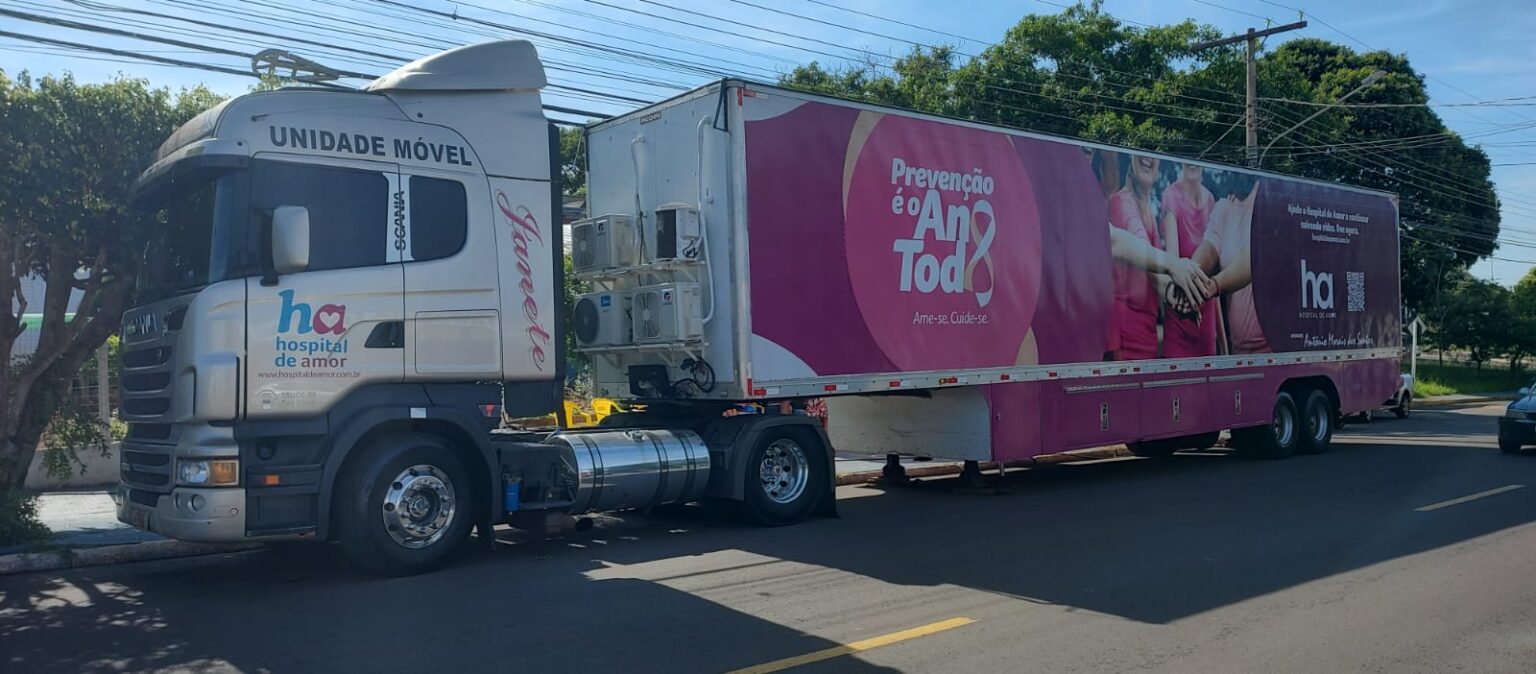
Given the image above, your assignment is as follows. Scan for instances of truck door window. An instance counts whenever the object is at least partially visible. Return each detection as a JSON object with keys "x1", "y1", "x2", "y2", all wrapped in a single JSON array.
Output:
[
  {"x1": 408, "y1": 176, "x2": 467, "y2": 261},
  {"x1": 251, "y1": 160, "x2": 389, "y2": 271}
]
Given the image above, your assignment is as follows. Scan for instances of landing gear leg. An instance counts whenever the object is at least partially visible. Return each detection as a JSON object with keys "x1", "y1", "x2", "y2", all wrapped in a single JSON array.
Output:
[
  {"x1": 956, "y1": 460, "x2": 987, "y2": 489},
  {"x1": 879, "y1": 453, "x2": 910, "y2": 485},
  {"x1": 952, "y1": 459, "x2": 1006, "y2": 495}
]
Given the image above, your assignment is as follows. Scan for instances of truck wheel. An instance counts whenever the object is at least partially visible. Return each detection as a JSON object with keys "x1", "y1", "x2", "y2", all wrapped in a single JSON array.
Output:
[
  {"x1": 1233, "y1": 392, "x2": 1300, "y2": 460},
  {"x1": 338, "y1": 434, "x2": 473, "y2": 576},
  {"x1": 1298, "y1": 390, "x2": 1335, "y2": 455},
  {"x1": 741, "y1": 429, "x2": 825, "y2": 526},
  {"x1": 1393, "y1": 393, "x2": 1412, "y2": 419}
]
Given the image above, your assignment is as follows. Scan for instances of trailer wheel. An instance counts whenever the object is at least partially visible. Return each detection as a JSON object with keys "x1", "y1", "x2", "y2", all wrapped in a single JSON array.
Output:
[
  {"x1": 740, "y1": 429, "x2": 825, "y2": 526},
  {"x1": 1298, "y1": 390, "x2": 1336, "y2": 455},
  {"x1": 337, "y1": 434, "x2": 473, "y2": 576},
  {"x1": 1233, "y1": 392, "x2": 1300, "y2": 460}
]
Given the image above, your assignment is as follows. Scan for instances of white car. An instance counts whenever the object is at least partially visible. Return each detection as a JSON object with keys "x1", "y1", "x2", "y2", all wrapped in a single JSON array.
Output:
[{"x1": 1353, "y1": 373, "x2": 1413, "y2": 422}]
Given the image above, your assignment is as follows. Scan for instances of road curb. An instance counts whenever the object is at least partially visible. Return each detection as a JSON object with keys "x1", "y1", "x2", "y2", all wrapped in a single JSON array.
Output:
[
  {"x1": 834, "y1": 447, "x2": 1131, "y2": 486},
  {"x1": 0, "y1": 540, "x2": 262, "y2": 576},
  {"x1": 1416, "y1": 395, "x2": 1508, "y2": 408}
]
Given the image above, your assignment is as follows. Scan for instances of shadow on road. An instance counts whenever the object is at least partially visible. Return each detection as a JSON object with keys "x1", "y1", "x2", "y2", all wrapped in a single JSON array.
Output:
[
  {"x1": 0, "y1": 539, "x2": 901, "y2": 673},
  {"x1": 3, "y1": 404, "x2": 1532, "y2": 672}
]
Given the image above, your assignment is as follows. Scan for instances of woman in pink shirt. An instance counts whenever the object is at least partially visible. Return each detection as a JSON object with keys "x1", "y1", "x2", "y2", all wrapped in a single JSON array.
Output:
[
  {"x1": 1104, "y1": 154, "x2": 1211, "y2": 360},
  {"x1": 1189, "y1": 178, "x2": 1272, "y2": 354},
  {"x1": 1160, "y1": 164, "x2": 1219, "y2": 357}
]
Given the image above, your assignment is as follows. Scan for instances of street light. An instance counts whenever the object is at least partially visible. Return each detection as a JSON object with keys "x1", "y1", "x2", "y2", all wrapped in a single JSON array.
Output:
[{"x1": 1260, "y1": 69, "x2": 1388, "y2": 165}]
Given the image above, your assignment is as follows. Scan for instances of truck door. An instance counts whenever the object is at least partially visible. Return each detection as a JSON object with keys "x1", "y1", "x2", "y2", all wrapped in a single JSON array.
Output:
[
  {"x1": 397, "y1": 168, "x2": 503, "y2": 380},
  {"x1": 245, "y1": 156, "x2": 406, "y2": 418}
]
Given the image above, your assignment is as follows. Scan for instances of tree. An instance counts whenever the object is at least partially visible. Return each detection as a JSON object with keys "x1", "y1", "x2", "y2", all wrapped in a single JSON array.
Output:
[
  {"x1": 1259, "y1": 39, "x2": 1500, "y2": 310},
  {"x1": 778, "y1": 2, "x2": 1500, "y2": 312},
  {"x1": 558, "y1": 126, "x2": 587, "y2": 196},
  {"x1": 1432, "y1": 274, "x2": 1513, "y2": 369},
  {"x1": 0, "y1": 71, "x2": 220, "y2": 498},
  {"x1": 1508, "y1": 268, "x2": 1536, "y2": 370}
]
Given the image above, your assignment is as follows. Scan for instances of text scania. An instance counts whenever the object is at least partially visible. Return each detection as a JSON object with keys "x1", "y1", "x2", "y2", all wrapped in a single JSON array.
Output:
[
  {"x1": 267, "y1": 126, "x2": 473, "y2": 166},
  {"x1": 888, "y1": 157, "x2": 997, "y2": 308}
]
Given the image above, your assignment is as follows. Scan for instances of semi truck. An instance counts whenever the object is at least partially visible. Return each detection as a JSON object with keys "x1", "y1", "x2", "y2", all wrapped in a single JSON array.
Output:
[{"x1": 117, "y1": 40, "x2": 1403, "y2": 575}]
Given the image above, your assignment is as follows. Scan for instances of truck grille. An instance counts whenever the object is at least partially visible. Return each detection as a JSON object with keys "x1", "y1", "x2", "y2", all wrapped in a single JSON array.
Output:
[{"x1": 118, "y1": 295, "x2": 191, "y2": 493}]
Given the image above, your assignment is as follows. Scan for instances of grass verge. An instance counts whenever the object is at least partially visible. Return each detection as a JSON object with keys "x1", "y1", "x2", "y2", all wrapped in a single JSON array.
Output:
[{"x1": 1412, "y1": 363, "x2": 1529, "y2": 397}]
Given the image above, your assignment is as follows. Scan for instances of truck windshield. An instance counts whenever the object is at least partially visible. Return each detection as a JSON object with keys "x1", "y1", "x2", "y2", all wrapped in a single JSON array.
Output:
[{"x1": 141, "y1": 170, "x2": 250, "y2": 301}]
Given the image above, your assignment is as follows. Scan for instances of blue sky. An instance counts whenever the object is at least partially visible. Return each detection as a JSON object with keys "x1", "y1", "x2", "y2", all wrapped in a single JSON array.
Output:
[{"x1": 4, "y1": 0, "x2": 1534, "y2": 284}]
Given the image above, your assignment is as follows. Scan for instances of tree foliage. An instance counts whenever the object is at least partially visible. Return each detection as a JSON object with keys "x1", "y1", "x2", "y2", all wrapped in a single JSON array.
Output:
[
  {"x1": 558, "y1": 126, "x2": 587, "y2": 196},
  {"x1": 1432, "y1": 275, "x2": 1512, "y2": 369},
  {"x1": 779, "y1": 1, "x2": 1499, "y2": 312},
  {"x1": 0, "y1": 71, "x2": 220, "y2": 494},
  {"x1": 1507, "y1": 268, "x2": 1536, "y2": 370}
]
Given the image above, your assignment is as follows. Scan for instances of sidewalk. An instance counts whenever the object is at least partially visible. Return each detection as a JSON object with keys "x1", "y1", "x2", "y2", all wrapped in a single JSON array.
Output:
[
  {"x1": 0, "y1": 489, "x2": 260, "y2": 575},
  {"x1": 1416, "y1": 391, "x2": 1516, "y2": 407},
  {"x1": 0, "y1": 490, "x2": 163, "y2": 558}
]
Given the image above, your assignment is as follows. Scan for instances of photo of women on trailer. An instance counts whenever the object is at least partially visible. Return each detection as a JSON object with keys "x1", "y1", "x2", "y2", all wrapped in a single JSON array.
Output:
[{"x1": 1092, "y1": 148, "x2": 1271, "y2": 360}]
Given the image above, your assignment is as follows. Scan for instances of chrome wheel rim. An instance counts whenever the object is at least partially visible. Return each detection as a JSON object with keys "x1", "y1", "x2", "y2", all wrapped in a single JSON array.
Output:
[
  {"x1": 759, "y1": 439, "x2": 810, "y2": 505},
  {"x1": 1274, "y1": 402, "x2": 1297, "y2": 447},
  {"x1": 382, "y1": 464, "x2": 456, "y2": 549},
  {"x1": 1307, "y1": 401, "x2": 1329, "y2": 444}
]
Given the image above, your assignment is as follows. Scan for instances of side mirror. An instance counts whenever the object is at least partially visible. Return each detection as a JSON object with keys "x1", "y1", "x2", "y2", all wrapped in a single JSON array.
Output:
[
  {"x1": 1520, "y1": 388, "x2": 1531, "y2": 397},
  {"x1": 271, "y1": 205, "x2": 310, "y2": 275}
]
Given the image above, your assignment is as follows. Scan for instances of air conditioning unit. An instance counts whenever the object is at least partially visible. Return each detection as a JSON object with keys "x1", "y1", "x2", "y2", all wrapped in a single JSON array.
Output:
[
  {"x1": 631, "y1": 282, "x2": 703, "y2": 344},
  {"x1": 573, "y1": 290, "x2": 632, "y2": 347},
  {"x1": 571, "y1": 214, "x2": 636, "y2": 272},
  {"x1": 643, "y1": 203, "x2": 702, "y2": 264}
]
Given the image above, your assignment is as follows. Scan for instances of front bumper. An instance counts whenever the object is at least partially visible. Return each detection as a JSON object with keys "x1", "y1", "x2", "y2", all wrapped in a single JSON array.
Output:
[
  {"x1": 1498, "y1": 417, "x2": 1536, "y2": 447},
  {"x1": 116, "y1": 484, "x2": 247, "y2": 542}
]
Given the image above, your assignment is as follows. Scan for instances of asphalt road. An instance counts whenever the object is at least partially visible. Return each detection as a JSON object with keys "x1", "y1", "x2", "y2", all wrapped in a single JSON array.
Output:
[{"x1": 6, "y1": 402, "x2": 1536, "y2": 673}]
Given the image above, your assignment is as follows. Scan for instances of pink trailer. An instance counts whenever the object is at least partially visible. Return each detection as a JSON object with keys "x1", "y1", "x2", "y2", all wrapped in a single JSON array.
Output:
[{"x1": 585, "y1": 81, "x2": 1401, "y2": 462}]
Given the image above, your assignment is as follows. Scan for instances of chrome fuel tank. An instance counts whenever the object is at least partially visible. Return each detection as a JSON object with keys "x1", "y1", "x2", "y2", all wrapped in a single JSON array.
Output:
[{"x1": 548, "y1": 429, "x2": 711, "y2": 514}]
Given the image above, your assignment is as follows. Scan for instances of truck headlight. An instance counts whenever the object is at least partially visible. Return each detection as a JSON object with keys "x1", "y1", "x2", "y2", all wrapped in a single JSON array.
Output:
[
  {"x1": 177, "y1": 459, "x2": 240, "y2": 486},
  {"x1": 1506, "y1": 408, "x2": 1527, "y2": 420}
]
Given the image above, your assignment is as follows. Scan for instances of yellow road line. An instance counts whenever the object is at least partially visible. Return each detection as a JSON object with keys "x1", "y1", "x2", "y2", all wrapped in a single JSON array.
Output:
[
  {"x1": 1415, "y1": 484, "x2": 1524, "y2": 512},
  {"x1": 725, "y1": 617, "x2": 976, "y2": 674}
]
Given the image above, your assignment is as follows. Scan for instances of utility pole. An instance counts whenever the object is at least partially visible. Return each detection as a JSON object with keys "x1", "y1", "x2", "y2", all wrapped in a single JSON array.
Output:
[{"x1": 1192, "y1": 20, "x2": 1307, "y2": 167}]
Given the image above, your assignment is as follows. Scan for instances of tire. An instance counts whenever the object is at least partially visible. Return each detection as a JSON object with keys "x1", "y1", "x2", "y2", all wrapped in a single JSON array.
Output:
[
  {"x1": 337, "y1": 434, "x2": 475, "y2": 576},
  {"x1": 1233, "y1": 391, "x2": 1301, "y2": 460},
  {"x1": 1500, "y1": 437, "x2": 1525, "y2": 454},
  {"x1": 740, "y1": 429, "x2": 826, "y2": 526},
  {"x1": 1298, "y1": 390, "x2": 1336, "y2": 455},
  {"x1": 1393, "y1": 393, "x2": 1411, "y2": 419}
]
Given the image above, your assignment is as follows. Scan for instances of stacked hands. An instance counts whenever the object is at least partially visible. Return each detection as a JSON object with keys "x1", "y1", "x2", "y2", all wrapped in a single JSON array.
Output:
[{"x1": 1163, "y1": 258, "x2": 1216, "y2": 324}]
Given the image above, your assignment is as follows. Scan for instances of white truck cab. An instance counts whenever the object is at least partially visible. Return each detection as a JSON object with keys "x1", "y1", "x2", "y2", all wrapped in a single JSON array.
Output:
[{"x1": 117, "y1": 41, "x2": 833, "y2": 575}]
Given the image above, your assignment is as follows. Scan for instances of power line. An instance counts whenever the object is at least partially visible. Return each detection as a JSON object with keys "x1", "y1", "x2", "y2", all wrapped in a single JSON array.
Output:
[
  {"x1": 1192, "y1": 0, "x2": 1275, "y2": 24},
  {"x1": 800, "y1": 0, "x2": 990, "y2": 47},
  {"x1": 1263, "y1": 104, "x2": 1536, "y2": 219},
  {"x1": 0, "y1": 27, "x2": 304, "y2": 82},
  {"x1": 0, "y1": 25, "x2": 620, "y2": 118},
  {"x1": 1262, "y1": 96, "x2": 1536, "y2": 109},
  {"x1": 1254, "y1": 0, "x2": 1536, "y2": 145}
]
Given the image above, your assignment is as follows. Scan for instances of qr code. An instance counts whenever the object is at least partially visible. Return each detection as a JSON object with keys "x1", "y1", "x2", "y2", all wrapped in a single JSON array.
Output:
[{"x1": 1346, "y1": 271, "x2": 1366, "y2": 312}]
